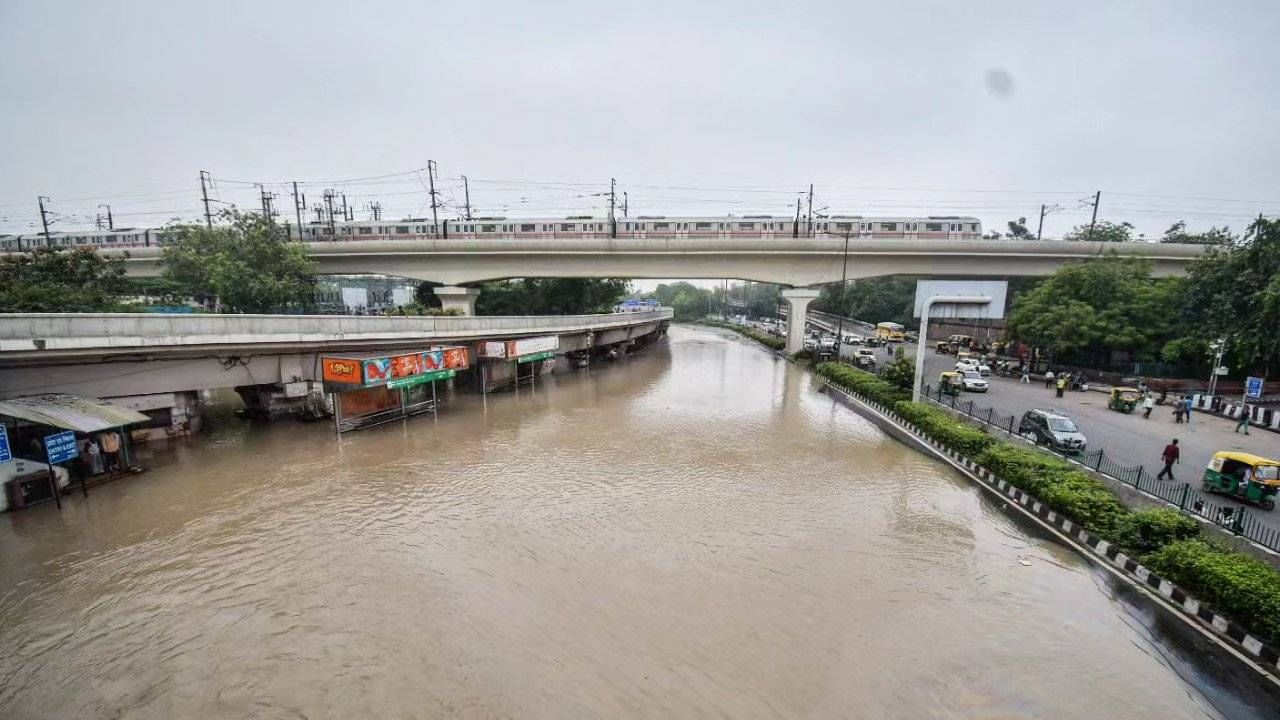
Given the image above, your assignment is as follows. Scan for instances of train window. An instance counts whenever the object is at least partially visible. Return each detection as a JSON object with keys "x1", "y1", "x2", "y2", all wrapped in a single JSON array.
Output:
[
  {"x1": 653, "y1": 222, "x2": 669, "y2": 230},
  {"x1": 925, "y1": 223, "x2": 943, "y2": 231},
  {"x1": 835, "y1": 222, "x2": 852, "y2": 231},
  {"x1": 358, "y1": 227, "x2": 373, "y2": 234},
  {"x1": 481, "y1": 224, "x2": 496, "y2": 233},
  {"x1": 739, "y1": 222, "x2": 754, "y2": 230},
  {"x1": 969, "y1": 224, "x2": 978, "y2": 232},
  {"x1": 394, "y1": 225, "x2": 408, "y2": 234},
  {"x1": 560, "y1": 223, "x2": 575, "y2": 232},
  {"x1": 695, "y1": 222, "x2": 713, "y2": 230},
  {"x1": 521, "y1": 224, "x2": 536, "y2": 232},
  {"x1": 882, "y1": 223, "x2": 897, "y2": 231}
]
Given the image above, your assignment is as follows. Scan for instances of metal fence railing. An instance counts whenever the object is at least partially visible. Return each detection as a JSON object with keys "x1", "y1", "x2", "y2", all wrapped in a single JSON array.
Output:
[{"x1": 920, "y1": 383, "x2": 1280, "y2": 553}]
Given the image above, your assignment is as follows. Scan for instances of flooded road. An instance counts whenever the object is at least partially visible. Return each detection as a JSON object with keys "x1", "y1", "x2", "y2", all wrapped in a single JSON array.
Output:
[{"x1": 0, "y1": 326, "x2": 1273, "y2": 719}]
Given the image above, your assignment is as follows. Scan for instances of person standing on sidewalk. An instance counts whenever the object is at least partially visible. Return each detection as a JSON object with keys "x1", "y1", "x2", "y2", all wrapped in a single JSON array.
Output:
[
  {"x1": 1142, "y1": 394, "x2": 1155, "y2": 419},
  {"x1": 1020, "y1": 364, "x2": 1031, "y2": 383},
  {"x1": 1183, "y1": 396, "x2": 1193, "y2": 425},
  {"x1": 1055, "y1": 375, "x2": 1066, "y2": 398},
  {"x1": 1044, "y1": 369, "x2": 1055, "y2": 389},
  {"x1": 1173, "y1": 397, "x2": 1184, "y2": 423},
  {"x1": 1236, "y1": 404, "x2": 1251, "y2": 435},
  {"x1": 1157, "y1": 439, "x2": 1180, "y2": 481}
]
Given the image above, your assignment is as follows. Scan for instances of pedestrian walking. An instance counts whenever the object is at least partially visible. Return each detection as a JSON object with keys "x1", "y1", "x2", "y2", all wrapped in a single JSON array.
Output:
[
  {"x1": 1142, "y1": 394, "x2": 1155, "y2": 419},
  {"x1": 1055, "y1": 376, "x2": 1066, "y2": 399},
  {"x1": 1156, "y1": 439, "x2": 1180, "y2": 481},
  {"x1": 1235, "y1": 405, "x2": 1251, "y2": 435},
  {"x1": 1020, "y1": 364, "x2": 1030, "y2": 384},
  {"x1": 1044, "y1": 369, "x2": 1055, "y2": 389},
  {"x1": 82, "y1": 436, "x2": 103, "y2": 476},
  {"x1": 1183, "y1": 396, "x2": 1193, "y2": 424},
  {"x1": 1173, "y1": 400, "x2": 1184, "y2": 423}
]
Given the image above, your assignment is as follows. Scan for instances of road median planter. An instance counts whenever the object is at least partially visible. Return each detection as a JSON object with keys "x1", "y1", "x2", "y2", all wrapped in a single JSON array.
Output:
[{"x1": 817, "y1": 366, "x2": 1280, "y2": 678}]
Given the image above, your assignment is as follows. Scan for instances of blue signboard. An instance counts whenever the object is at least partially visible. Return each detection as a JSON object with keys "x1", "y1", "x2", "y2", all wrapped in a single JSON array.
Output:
[
  {"x1": 44, "y1": 431, "x2": 79, "y2": 465},
  {"x1": 0, "y1": 425, "x2": 11, "y2": 464},
  {"x1": 1246, "y1": 376, "x2": 1264, "y2": 399}
]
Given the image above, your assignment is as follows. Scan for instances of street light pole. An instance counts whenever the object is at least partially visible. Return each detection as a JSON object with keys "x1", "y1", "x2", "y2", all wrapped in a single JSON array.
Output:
[
  {"x1": 836, "y1": 231, "x2": 850, "y2": 360},
  {"x1": 913, "y1": 295, "x2": 992, "y2": 402},
  {"x1": 1207, "y1": 338, "x2": 1226, "y2": 398}
]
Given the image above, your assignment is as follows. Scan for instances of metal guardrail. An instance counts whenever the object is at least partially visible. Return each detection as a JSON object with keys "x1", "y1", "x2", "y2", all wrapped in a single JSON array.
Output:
[{"x1": 921, "y1": 382, "x2": 1280, "y2": 553}]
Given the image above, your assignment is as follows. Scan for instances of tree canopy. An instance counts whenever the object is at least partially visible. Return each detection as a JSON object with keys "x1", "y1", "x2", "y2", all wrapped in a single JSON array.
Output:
[
  {"x1": 0, "y1": 246, "x2": 130, "y2": 312},
  {"x1": 815, "y1": 276, "x2": 919, "y2": 328},
  {"x1": 1064, "y1": 220, "x2": 1136, "y2": 243},
  {"x1": 648, "y1": 281, "x2": 715, "y2": 321},
  {"x1": 160, "y1": 212, "x2": 318, "y2": 313},
  {"x1": 475, "y1": 278, "x2": 630, "y2": 315},
  {"x1": 1159, "y1": 221, "x2": 1236, "y2": 246}
]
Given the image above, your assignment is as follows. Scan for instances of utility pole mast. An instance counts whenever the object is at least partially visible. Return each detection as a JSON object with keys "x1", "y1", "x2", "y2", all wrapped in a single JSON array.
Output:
[
  {"x1": 257, "y1": 184, "x2": 277, "y2": 223},
  {"x1": 793, "y1": 198, "x2": 801, "y2": 238},
  {"x1": 292, "y1": 182, "x2": 305, "y2": 240},
  {"x1": 369, "y1": 202, "x2": 382, "y2": 221},
  {"x1": 38, "y1": 195, "x2": 53, "y2": 247},
  {"x1": 609, "y1": 177, "x2": 617, "y2": 238},
  {"x1": 460, "y1": 175, "x2": 472, "y2": 220},
  {"x1": 1037, "y1": 204, "x2": 1047, "y2": 242},
  {"x1": 426, "y1": 160, "x2": 440, "y2": 235},
  {"x1": 323, "y1": 190, "x2": 337, "y2": 237},
  {"x1": 623, "y1": 191, "x2": 628, "y2": 218},
  {"x1": 806, "y1": 183, "x2": 814, "y2": 237},
  {"x1": 199, "y1": 170, "x2": 213, "y2": 228},
  {"x1": 1086, "y1": 190, "x2": 1101, "y2": 242},
  {"x1": 97, "y1": 204, "x2": 113, "y2": 230},
  {"x1": 341, "y1": 193, "x2": 351, "y2": 221}
]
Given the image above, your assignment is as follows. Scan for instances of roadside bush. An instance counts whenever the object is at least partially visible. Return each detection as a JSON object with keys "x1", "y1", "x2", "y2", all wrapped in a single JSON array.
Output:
[
  {"x1": 977, "y1": 442, "x2": 1127, "y2": 538},
  {"x1": 893, "y1": 401, "x2": 996, "y2": 458},
  {"x1": 699, "y1": 320, "x2": 786, "y2": 350},
  {"x1": 1114, "y1": 508, "x2": 1202, "y2": 559},
  {"x1": 976, "y1": 444, "x2": 1077, "y2": 496},
  {"x1": 816, "y1": 362, "x2": 909, "y2": 405},
  {"x1": 1146, "y1": 540, "x2": 1280, "y2": 645}
]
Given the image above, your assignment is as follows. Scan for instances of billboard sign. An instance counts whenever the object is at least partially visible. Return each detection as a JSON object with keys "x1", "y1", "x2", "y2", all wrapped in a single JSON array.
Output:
[
  {"x1": 322, "y1": 358, "x2": 363, "y2": 384},
  {"x1": 479, "y1": 341, "x2": 508, "y2": 359},
  {"x1": 443, "y1": 347, "x2": 469, "y2": 369},
  {"x1": 390, "y1": 352, "x2": 425, "y2": 378},
  {"x1": 913, "y1": 280, "x2": 1008, "y2": 320},
  {"x1": 423, "y1": 349, "x2": 446, "y2": 370},
  {"x1": 510, "y1": 336, "x2": 559, "y2": 357},
  {"x1": 44, "y1": 430, "x2": 79, "y2": 465},
  {"x1": 362, "y1": 357, "x2": 393, "y2": 386},
  {"x1": 1246, "y1": 376, "x2": 1264, "y2": 399},
  {"x1": 0, "y1": 425, "x2": 10, "y2": 464}
]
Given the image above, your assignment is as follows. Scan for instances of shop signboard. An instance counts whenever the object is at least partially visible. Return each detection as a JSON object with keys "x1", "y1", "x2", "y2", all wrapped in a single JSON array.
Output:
[
  {"x1": 479, "y1": 341, "x2": 508, "y2": 359},
  {"x1": 517, "y1": 350, "x2": 555, "y2": 364},
  {"x1": 0, "y1": 424, "x2": 11, "y2": 464},
  {"x1": 510, "y1": 336, "x2": 558, "y2": 357},
  {"x1": 443, "y1": 347, "x2": 469, "y2": 369},
  {"x1": 322, "y1": 358, "x2": 364, "y2": 384},
  {"x1": 391, "y1": 352, "x2": 425, "y2": 378},
  {"x1": 44, "y1": 430, "x2": 79, "y2": 465},
  {"x1": 362, "y1": 357, "x2": 393, "y2": 385}
]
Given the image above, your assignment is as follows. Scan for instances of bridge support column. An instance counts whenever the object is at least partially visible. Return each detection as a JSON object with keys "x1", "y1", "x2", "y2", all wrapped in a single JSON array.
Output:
[
  {"x1": 433, "y1": 286, "x2": 481, "y2": 316},
  {"x1": 781, "y1": 287, "x2": 822, "y2": 355}
]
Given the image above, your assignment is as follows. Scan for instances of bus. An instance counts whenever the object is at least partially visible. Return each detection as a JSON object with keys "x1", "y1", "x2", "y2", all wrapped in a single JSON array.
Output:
[{"x1": 876, "y1": 322, "x2": 906, "y2": 342}]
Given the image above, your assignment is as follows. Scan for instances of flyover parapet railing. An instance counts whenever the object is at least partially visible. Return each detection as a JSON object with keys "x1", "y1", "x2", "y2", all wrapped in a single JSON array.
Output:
[{"x1": 921, "y1": 382, "x2": 1280, "y2": 553}]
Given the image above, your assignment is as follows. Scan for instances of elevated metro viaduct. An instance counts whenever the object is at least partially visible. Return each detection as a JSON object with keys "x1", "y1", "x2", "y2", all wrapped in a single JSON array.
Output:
[
  {"x1": 109, "y1": 237, "x2": 1205, "y2": 354},
  {"x1": 0, "y1": 310, "x2": 671, "y2": 437}
]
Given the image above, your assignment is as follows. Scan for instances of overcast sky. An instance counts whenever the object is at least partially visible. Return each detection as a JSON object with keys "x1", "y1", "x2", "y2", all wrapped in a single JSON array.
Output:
[{"x1": 2, "y1": 0, "x2": 1278, "y2": 243}]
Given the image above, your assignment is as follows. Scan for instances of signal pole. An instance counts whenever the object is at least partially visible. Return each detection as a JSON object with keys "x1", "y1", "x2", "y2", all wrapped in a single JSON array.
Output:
[
  {"x1": 1085, "y1": 190, "x2": 1101, "y2": 242},
  {"x1": 38, "y1": 195, "x2": 53, "y2": 247},
  {"x1": 426, "y1": 160, "x2": 440, "y2": 235},
  {"x1": 292, "y1": 182, "x2": 305, "y2": 239},
  {"x1": 199, "y1": 170, "x2": 213, "y2": 228},
  {"x1": 461, "y1": 175, "x2": 472, "y2": 220}
]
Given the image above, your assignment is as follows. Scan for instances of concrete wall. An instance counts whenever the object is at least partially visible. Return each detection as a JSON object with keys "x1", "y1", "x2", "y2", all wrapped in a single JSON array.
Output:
[{"x1": 111, "y1": 238, "x2": 1204, "y2": 287}]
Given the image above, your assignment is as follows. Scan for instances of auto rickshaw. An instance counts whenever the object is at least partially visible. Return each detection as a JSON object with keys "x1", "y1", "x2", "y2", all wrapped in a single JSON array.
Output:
[
  {"x1": 935, "y1": 341, "x2": 950, "y2": 354},
  {"x1": 1108, "y1": 387, "x2": 1141, "y2": 413},
  {"x1": 939, "y1": 371, "x2": 964, "y2": 396},
  {"x1": 1202, "y1": 452, "x2": 1280, "y2": 510}
]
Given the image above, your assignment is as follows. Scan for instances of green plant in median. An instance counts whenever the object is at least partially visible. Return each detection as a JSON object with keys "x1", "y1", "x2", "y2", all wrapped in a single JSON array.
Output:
[
  {"x1": 1114, "y1": 508, "x2": 1202, "y2": 559},
  {"x1": 699, "y1": 320, "x2": 786, "y2": 350},
  {"x1": 815, "y1": 362, "x2": 909, "y2": 405},
  {"x1": 893, "y1": 401, "x2": 996, "y2": 457},
  {"x1": 1146, "y1": 540, "x2": 1280, "y2": 645}
]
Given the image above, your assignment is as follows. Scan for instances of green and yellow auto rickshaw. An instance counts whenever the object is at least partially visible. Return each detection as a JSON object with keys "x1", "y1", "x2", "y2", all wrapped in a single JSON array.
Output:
[
  {"x1": 939, "y1": 371, "x2": 964, "y2": 396},
  {"x1": 1108, "y1": 387, "x2": 1141, "y2": 413},
  {"x1": 1202, "y1": 451, "x2": 1280, "y2": 510}
]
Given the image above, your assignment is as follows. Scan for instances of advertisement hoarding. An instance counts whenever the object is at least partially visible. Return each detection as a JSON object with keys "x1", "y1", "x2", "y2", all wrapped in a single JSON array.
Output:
[
  {"x1": 322, "y1": 358, "x2": 364, "y2": 384},
  {"x1": 391, "y1": 353, "x2": 425, "y2": 378},
  {"x1": 510, "y1": 336, "x2": 559, "y2": 357},
  {"x1": 362, "y1": 357, "x2": 392, "y2": 385},
  {"x1": 479, "y1": 341, "x2": 508, "y2": 359},
  {"x1": 443, "y1": 347, "x2": 469, "y2": 369}
]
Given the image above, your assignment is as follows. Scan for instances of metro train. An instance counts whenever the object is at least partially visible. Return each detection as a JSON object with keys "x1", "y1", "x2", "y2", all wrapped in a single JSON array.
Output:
[{"x1": 0, "y1": 214, "x2": 982, "y2": 251}]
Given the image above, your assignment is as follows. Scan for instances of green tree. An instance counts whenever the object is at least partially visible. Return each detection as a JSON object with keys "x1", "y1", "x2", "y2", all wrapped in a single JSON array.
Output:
[
  {"x1": 648, "y1": 281, "x2": 713, "y2": 321},
  {"x1": 1006, "y1": 254, "x2": 1181, "y2": 365},
  {"x1": 1006, "y1": 217, "x2": 1033, "y2": 240},
  {"x1": 475, "y1": 278, "x2": 630, "y2": 315},
  {"x1": 1178, "y1": 218, "x2": 1280, "y2": 374},
  {"x1": 413, "y1": 281, "x2": 443, "y2": 308},
  {"x1": 816, "y1": 276, "x2": 918, "y2": 328},
  {"x1": 1160, "y1": 221, "x2": 1236, "y2": 246},
  {"x1": 161, "y1": 212, "x2": 317, "y2": 312},
  {"x1": 0, "y1": 246, "x2": 129, "y2": 312},
  {"x1": 881, "y1": 346, "x2": 916, "y2": 390},
  {"x1": 1064, "y1": 220, "x2": 1135, "y2": 243}
]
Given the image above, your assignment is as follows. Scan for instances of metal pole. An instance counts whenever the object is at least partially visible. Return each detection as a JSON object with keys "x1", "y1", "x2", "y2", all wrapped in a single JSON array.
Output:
[
  {"x1": 913, "y1": 295, "x2": 992, "y2": 403},
  {"x1": 836, "y1": 232, "x2": 849, "y2": 358},
  {"x1": 333, "y1": 392, "x2": 343, "y2": 435},
  {"x1": 47, "y1": 465, "x2": 62, "y2": 509},
  {"x1": 1086, "y1": 190, "x2": 1100, "y2": 242},
  {"x1": 432, "y1": 381, "x2": 438, "y2": 420},
  {"x1": 199, "y1": 171, "x2": 213, "y2": 229},
  {"x1": 1037, "y1": 204, "x2": 1045, "y2": 241}
]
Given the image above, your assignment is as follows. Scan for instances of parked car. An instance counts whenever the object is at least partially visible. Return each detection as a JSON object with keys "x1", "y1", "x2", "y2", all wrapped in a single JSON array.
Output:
[
  {"x1": 960, "y1": 370, "x2": 989, "y2": 392},
  {"x1": 853, "y1": 349, "x2": 877, "y2": 368},
  {"x1": 803, "y1": 337, "x2": 818, "y2": 351},
  {"x1": 955, "y1": 359, "x2": 991, "y2": 376},
  {"x1": 1018, "y1": 409, "x2": 1088, "y2": 453},
  {"x1": 842, "y1": 333, "x2": 861, "y2": 345}
]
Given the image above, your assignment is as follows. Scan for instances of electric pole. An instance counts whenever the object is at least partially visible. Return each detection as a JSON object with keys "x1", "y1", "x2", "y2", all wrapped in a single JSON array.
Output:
[
  {"x1": 426, "y1": 160, "x2": 440, "y2": 235},
  {"x1": 257, "y1": 184, "x2": 277, "y2": 223},
  {"x1": 623, "y1": 191, "x2": 628, "y2": 218},
  {"x1": 98, "y1": 204, "x2": 113, "y2": 230},
  {"x1": 292, "y1": 181, "x2": 305, "y2": 239},
  {"x1": 323, "y1": 190, "x2": 337, "y2": 237},
  {"x1": 793, "y1": 198, "x2": 801, "y2": 238},
  {"x1": 369, "y1": 202, "x2": 382, "y2": 221},
  {"x1": 806, "y1": 183, "x2": 814, "y2": 237},
  {"x1": 199, "y1": 170, "x2": 213, "y2": 228},
  {"x1": 1086, "y1": 190, "x2": 1101, "y2": 242},
  {"x1": 460, "y1": 174, "x2": 473, "y2": 220},
  {"x1": 38, "y1": 195, "x2": 53, "y2": 247},
  {"x1": 341, "y1": 194, "x2": 351, "y2": 221},
  {"x1": 608, "y1": 178, "x2": 617, "y2": 238},
  {"x1": 1037, "y1": 204, "x2": 1047, "y2": 242}
]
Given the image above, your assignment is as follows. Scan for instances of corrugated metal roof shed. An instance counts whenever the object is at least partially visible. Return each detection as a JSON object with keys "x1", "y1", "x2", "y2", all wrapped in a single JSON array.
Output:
[{"x1": 0, "y1": 394, "x2": 150, "y2": 433}]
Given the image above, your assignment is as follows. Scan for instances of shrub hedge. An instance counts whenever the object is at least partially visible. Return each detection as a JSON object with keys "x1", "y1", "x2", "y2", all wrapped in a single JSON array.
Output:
[
  {"x1": 698, "y1": 320, "x2": 786, "y2": 350},
  {"x1": 818, "y1": 362, "x2": 1280, "y2": 646},
  {"x1": 815, "y1": 362, "x2": 909, "y2": 406},
  {"x1": 1146, "y1": 540, "x2": 1280, "y2": 645}
]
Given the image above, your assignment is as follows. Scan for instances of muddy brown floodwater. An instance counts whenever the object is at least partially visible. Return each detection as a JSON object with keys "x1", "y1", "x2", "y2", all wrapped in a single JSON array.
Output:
[{"x1": 1, "y1": 326, "x2": 1276, "y2": 719}]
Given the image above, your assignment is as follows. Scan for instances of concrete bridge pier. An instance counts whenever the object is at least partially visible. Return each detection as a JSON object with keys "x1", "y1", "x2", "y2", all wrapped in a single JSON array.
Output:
[
  {"x1": 433, "y1": 286, "x2": 480, "y2": 315},
  {"x1": 781, "y1": 287, "x2": 822, "y2": 354}
]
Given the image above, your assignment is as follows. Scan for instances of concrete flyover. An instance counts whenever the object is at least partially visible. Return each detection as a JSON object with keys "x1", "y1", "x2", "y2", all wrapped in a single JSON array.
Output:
[
  {"x1": 0, "y1": 309, "x2": 671, "y2": 429},
  {"x1": 114, "y1": 237, "x2": 1204, "y2": 287}
]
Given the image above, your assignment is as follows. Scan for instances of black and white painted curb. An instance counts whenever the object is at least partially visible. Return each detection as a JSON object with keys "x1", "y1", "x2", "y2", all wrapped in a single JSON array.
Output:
[{"x1": 822, "y1": 379, "x2": 1280, "y2": 680}]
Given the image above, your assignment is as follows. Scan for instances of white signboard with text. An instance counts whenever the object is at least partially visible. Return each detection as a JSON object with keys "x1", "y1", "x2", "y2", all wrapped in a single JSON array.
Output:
[{"x1": 913, "y1": 280, "x2": 1008, "y2": 320}]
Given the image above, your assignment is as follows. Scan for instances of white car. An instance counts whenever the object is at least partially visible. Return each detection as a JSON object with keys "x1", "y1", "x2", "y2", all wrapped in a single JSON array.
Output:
[
  {"x1": 803, "y1": 337, "x2": 818, "y2": 350},
  {"x1": 960, "y1": 370, "x2": 989, "y2": 392},
  {"x1": 956, "y1": 359, "x2": 992, "y2": 376}
]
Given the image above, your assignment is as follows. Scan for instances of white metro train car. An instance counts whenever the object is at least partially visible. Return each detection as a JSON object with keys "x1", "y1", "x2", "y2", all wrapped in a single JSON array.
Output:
[{"x1": 1, "y1": 215, "x2": 982, "y2": 251}]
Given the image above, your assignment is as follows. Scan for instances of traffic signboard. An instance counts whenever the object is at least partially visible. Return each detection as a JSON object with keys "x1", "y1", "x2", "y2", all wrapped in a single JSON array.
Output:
[
  {"x1": 0, "y1": 425, "x2": 11, "y2": 464},
  {"x1": 1246, "y1": 376, "x2": 1264, "y2": 399},
  {"x1": 517, "y1": 350, "x2": 555, "y2": 364},
  {"x1": 44, "y1": 431, "x2": 79, "y2": 465}
]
